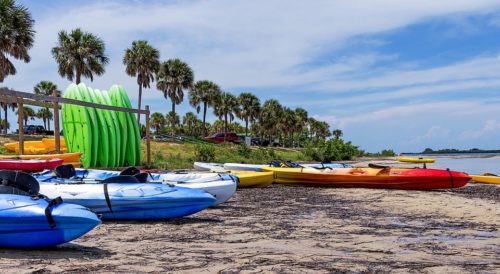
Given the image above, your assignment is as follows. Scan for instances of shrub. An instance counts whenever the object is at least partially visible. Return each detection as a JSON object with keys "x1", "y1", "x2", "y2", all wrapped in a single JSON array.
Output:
[
  {"x1": 237, "y1": 143, "x2": 252, "y2": 158},
  {"x1": 194, "y1": 144, "x2": 216, "y2": 162},
  {"x1": 303, "y1": 139, "x2": 362, "y2": 162}
]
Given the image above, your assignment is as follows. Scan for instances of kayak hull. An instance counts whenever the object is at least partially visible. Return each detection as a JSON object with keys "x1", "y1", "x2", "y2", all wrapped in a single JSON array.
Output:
[
  {"x1": 36, "y1": 169, "x2": 237, "y2": 206},
  {"x1": 0, "y1": 194, "x2": 100, "y2": 248},
  {"x1": 263, "y1": 167, "x2": 470, "y2": 190},
  {"x1": 224, "y1": 162, "x2": 352, "y2": 171},
  {"x1": 232, "y1": 171, "x2": 274, "y2": 187},
  {"x1": 470, "y1": 175, "x2": 500, "y2": 185},
  {"x1": 0, "y1": 158, "x2": 63, "y2": 172},
  {"x1": 39, "y1": 182, "x2": 216, "y2": 220}
]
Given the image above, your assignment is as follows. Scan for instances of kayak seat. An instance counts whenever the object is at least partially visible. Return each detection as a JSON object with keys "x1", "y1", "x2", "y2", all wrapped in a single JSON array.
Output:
[
  {"x1": 0, "y1": 170, "x2": 40, "y2": 196},
  {"x1": 120, "y1": 166, "x2": 140, "y2": 176},
  {"x1": 133, "y1": 173, "x2": 149, "y2": 183},
  {"x1": 55, "y1": 164, "x2": 76, "y2": 179},
  {"x1": 102, "y1": 175, "x2": 139, "y2": 184}
]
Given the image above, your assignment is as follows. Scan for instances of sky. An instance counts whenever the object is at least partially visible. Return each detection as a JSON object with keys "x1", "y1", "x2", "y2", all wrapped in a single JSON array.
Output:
[{"x1": 3, "y1": 0, "x2": 500, "y2": 153}]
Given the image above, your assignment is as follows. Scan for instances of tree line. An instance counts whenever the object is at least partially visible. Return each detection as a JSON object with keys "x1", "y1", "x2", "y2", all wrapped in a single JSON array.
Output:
[{"x1": 0, "y1": 0, "x2": 342, "y2": 147}]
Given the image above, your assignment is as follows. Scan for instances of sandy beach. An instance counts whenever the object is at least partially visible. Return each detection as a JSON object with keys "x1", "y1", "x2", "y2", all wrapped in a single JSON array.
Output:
[{"x1": 0, "y1": 181, "x2": 498, "y2": 273}]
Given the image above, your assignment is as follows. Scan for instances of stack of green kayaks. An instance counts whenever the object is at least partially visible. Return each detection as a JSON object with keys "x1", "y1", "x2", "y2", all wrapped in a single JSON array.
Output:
[{"x1": 62, "y1": 83, "x2": 141, "y2": 168}]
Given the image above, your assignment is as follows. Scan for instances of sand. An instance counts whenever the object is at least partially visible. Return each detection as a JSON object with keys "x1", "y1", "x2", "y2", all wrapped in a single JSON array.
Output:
[{"x1": 0, "y1": 182, "x2": 498, "y2": 273}]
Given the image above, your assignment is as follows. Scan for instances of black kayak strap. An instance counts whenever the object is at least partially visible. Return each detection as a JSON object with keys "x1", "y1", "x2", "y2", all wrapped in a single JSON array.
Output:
[
  {"x1": 103, "y1": 183, "x2": 113, "y2": 212},
  {"x1": 447, "y1": 168, "x2": 455, "y2": 189},
  {"x1": 44, "y1": 196, "x2": 63, "y2": 229}
]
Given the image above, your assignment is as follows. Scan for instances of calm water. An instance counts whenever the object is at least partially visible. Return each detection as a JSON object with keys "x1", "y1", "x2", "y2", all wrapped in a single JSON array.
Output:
[{"x1": 403, "y1": 154, "x2": 500, "y2": 175}]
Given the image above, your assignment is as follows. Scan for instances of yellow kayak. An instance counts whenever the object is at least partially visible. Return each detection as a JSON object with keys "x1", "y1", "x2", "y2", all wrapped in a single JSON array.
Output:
[
  {"x1": 397, "y1": 157, "x2": 435, "y2": 164},
  {"x1": 0, "y1": 152, "x2": 81, "y2": 164},
  {"x1": 232, "y1": 171, "x2": 274, "y2": 188},
  {"x1": 4, "y1": 138, "x2": 67, "y2": 154},
  {"x1": 470, "y1": 174, "x2": 500, "y2": 185}
]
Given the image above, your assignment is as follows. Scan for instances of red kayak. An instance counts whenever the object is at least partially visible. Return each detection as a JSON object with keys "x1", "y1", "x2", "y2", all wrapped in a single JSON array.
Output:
[
  {"x1": 263, "y1": 166, "x2": 471, "y2": 190},
  {"x1": 0, "y1": 158, "x2": 63, "y2": 172}
]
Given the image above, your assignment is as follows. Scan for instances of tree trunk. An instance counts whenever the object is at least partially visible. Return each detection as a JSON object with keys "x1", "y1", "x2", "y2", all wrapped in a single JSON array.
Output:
[
  {"x1": 3, "y1": 106, "x2": 7, "y2": 134},
  {"x1": 202, "y1": 102, "x2": 207, "y2": 136},
  {"x1": 224, "y1": 113, "x2": 228, "y2": 142},
  {"x1": 47, "y1": 117, "x2": 51, "y2": 131},
  {"x1": 171, "y1": 100, "x2": 176, "y2": 136},
  {"x1": 245, "y1": 118, "x2": 248, "y2": 136},
  {"x1": 76, "y1": 71, "x2": 81, "y2": 84},
  {"x1": 137, "y1": 84, "x2": 142, "y2": 124}
]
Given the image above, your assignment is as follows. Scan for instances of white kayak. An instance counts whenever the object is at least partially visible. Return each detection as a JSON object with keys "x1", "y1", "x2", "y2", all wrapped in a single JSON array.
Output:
[
  {"x1": 35, "y1": 169, "x2": 237, "y2": 206},
  {"x1": 193, "y1": 162, "x2": 226, "y2": 172},
  {"x1": 222, "y1": 162, "x2": 354, "y2": 171}
]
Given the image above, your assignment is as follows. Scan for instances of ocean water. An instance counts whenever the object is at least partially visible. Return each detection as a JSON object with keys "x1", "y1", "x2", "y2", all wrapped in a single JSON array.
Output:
[{"x1": 408, "y1": 154, "x2": 500, "y2": 175}]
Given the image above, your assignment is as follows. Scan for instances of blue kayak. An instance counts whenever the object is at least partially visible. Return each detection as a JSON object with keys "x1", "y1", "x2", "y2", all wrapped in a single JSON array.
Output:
[
  {"x1": 0, "y1": 194, "x2": 100, "y2": 248},
  {"x1": 39, "y1": 175, "x2": 217, "y2": 220}
]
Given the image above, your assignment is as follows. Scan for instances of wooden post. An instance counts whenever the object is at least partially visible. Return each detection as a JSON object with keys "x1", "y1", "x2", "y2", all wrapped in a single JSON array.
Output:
[
  {"x1": 53, "y1": 90, "x2": 61, "y2": 153},
  {"x1": 145, "y1": 105, "x2": 151, "y2": 167},
  {"x1": 18, "y1": 102, "x2": 24, "y2": 155}
]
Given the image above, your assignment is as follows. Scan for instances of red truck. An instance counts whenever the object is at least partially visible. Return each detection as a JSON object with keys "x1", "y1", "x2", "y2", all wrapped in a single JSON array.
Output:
[{"x1": 203, "y1": 132, "x2": 241, "y2": 143}]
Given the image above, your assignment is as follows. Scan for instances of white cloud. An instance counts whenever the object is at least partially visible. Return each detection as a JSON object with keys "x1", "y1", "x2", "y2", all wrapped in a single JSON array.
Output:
[
  {"x1": 406, "y1": 126, "x2": 451, "y2": 144},
  {"x1": 459, "y1": 120, "x2": 500, "y2": 139}
]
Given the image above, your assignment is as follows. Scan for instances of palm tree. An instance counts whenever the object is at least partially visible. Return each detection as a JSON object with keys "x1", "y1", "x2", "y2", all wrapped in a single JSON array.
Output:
[
  {"x1": 123, "y1": 40, "x2": 160, "y2": 123},
  {"x1": 260, "y1": 99, "x2": 283, "y2": 143},
  {"x1": 52, "y1": 28, "x2": 109, "y2": 84},
  {"x1": 0, "y1": 102, "x2": 16, "y2": 134},
  {"x1": 294, "y1": 108, "x2": 308, "y2": 146},
  {"x1": 237, "y1": 92, "x2": 260, "y2": 137},
  {"x1": 156, "y1": 59, "x2": 194, "y2": 136},
  {"x1": 189, "y1": 80, "x2": 221, "y2": 136},
  {"x1": 281, "y1": 107, "x2": 297, "y2": 147},
  {"x1": 213, "y1": 92, "x2": 239, "y2": 142},
  {"x1": 36, "y1": 108, "x2": 52, "y2": 130},
  {"x1": 150, "y1": 112, "x2": 166, "y2": 134},
  {"x1": 0, "y1": 0, "x2": 35, "y2": 82},
  {"x1": 332, "y1": 129, "x2": 343, "y2": 140},
  {"x1": 16, "y1": 106, "x2": 36, "y2": 125},
  {"x1": 165, "y1": 111, "x2": 180, "y2": 131},
  {"x1": 33, "y1": 81, "x2": 60, "y2": 131},
  {"x1": 0, "y1": 119, "x2": 9, "y2": 133},
  {"x1": 182, "y1": 112, "x2": 198, "y2": 136}
]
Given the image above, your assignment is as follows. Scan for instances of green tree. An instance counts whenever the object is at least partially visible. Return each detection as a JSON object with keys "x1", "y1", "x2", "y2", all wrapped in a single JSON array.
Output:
[
  {"x1": 213, "y1": 92, "x2": 239, "y2": 142},
  {"x1": 156, "y1": 59, "x2": 194, "y2": 135},
  {"x1": 150, "y1": 112, "x2": 166, "y2": 134},
  {"x1": 123, "y1": 40, "x2": 160, "y2": 123},
  {"x1": 0, "y1": 0, "x2": 35, "y2": 82},
  {"x1": 294, "y1": 108, "x2": 308, "y2": 146},
  {"x1": 165, "y1": 111, "x2": 180, "y2": 130},
  {"x1": 33, "y1": 80, "x2": 60, "y2": 131},
  {"x1": 52, "y1": 28, "x2": 109, "y2": 84},
  {"x1": 189, "y1": 80, "x2": 221, "y2": 136},
  {"x1": 16, "y1": 106, "x2": 35, "y2": 125},
  {"x1": 36, "y1": 108, "x2": 52, "y2": 130},
  {"x1": 332, "y1": 129, "x2": 343, "y2": 140},
  {"x1": 260, "y1": 99, "x2": 283, "y2": 143},
  {"x1": 237, "y1": 92, "x2": 260, "y2": 137},
  {"x1": 182, "y1": 111, "x2": 199, "y2": 136},
  {"x1": 0, "y1": 102, "x2": 16, "y2": 134}
]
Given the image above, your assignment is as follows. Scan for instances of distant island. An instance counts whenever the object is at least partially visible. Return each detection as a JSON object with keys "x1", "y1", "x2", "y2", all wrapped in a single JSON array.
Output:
[{"x1": 402, "y1": 148, "x2": 500, "y2": 155}]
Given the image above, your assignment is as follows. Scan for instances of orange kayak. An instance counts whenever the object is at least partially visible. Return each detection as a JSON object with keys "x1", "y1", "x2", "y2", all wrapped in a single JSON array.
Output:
[
  {"x1": 263, "y1": 167, "x2": 470, "y2": 190},
  {"x1": 0, "y1": 152, "x2": 81, "y2": 164}
]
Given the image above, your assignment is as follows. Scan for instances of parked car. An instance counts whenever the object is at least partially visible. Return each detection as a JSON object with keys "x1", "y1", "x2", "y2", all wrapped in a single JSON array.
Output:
[
  {"x1": 203, "y1": 132, "x2": 241, "y2": 143},
  {"x1": 16, "y1": 125, "x2": 53, "y2": 135}
]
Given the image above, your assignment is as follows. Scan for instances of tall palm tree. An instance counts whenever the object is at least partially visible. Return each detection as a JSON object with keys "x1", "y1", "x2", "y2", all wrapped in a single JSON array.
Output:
[
  {"x1": 0, "y1": 102, "x2": 16, "y2": 134},
  {"x1": 294, "y1": 108, "x2": 308, "y2": 146},
  {"x1": 156, "y1": 59, "x2": 194, "y2": 135},
  {"x1": 36, "y1": 108, "x2": 52, "y2": 130},
  {"x1": 16, "y1": 106, "x2": 35, "y2": 125},
  {"x1": 281, "y1": 107, "x2": 297, "y2": 147},
  {"x1": 189, "y1": 80, "x2": 221, "y2": 136},
  {"x1": 213, "y1": 92, "x2": 239, "y2": 142},
  {"x1": 123, "y1": 40, "x2": 160, "y2": 123},
  {"x1": 52, "y1": 28, "x2": 109, "y2": 84},
  {"x1": 0, "y1": 0, "x2": 35, "y2": 82},
  {"x1": 237, "y1": 92, "x2": 260, "y2": 137},
  {"x1": 182, "y1": 111, "x2": 198, "y2": 136},
  {"x1": 260, "y1": 99, "x2": 283, "y2": 143},
  {"x1": 150, "y1": 112, "x2": 165, "y2": 134}
]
